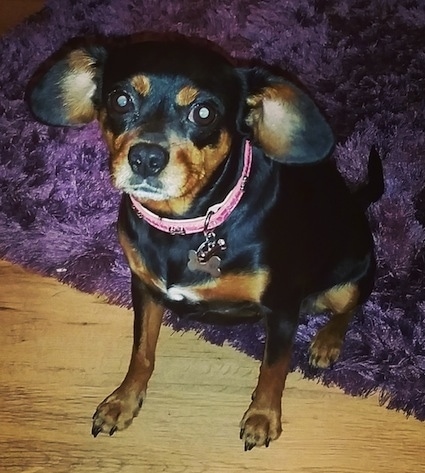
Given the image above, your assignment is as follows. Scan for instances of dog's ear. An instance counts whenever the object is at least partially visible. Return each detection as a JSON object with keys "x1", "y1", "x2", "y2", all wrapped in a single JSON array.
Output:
[
  {"x1": 240, "y1": 68, "x2": 334, "y2": 164},
  {"x1": 28, "y1": 45, "x2": 107, "y2": 126}
]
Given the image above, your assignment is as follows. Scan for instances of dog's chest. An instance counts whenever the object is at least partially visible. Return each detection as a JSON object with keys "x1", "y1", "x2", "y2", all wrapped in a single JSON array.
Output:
[{"x1": 120, "y1": 224, "x2": 270, "y2": 306}]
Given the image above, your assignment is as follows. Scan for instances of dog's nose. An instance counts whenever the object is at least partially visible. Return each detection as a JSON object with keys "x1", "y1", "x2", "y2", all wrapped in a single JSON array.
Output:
[{"x1": 128, "y1": 143, "x2": 169, "y2": 177}]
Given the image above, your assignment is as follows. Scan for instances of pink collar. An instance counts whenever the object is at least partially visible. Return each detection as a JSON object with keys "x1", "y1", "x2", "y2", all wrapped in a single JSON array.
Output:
[{"x1": 129, "y1": 140, "x2": 252, "y2": 235}]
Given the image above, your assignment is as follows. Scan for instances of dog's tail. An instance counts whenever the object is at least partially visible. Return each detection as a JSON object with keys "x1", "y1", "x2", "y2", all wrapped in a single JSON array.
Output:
[{"x1": 353, "y1": 146, "x2": 384, "y2": 210}]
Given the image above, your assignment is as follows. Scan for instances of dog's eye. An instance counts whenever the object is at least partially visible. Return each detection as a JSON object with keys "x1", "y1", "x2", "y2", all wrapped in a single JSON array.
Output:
[
  {"x1": 188, "y1": 103, "x2": 217, "y2": 126},
  {"x1": 108, "y1": 90, "x2": 134, "y2": 114}
]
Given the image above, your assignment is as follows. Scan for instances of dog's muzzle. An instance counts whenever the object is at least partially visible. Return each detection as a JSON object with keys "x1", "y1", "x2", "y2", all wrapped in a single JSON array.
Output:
[{"x1": 128, "y1": 143, "x2": 169, "y2": 177}]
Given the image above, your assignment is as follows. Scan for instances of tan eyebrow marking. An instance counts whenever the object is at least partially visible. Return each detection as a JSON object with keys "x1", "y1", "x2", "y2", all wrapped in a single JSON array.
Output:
[
  {"x1": 131, "y1": 75, "x2": 151, "y2": 96},
  {"x1": 176, "y1": 86, "x2": 200, "y2": 106}
]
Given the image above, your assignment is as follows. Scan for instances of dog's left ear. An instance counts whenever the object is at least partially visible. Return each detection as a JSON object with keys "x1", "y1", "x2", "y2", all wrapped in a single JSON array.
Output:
[{"x1": 240, "y1": 68, "x2": 334, "y2": 164}]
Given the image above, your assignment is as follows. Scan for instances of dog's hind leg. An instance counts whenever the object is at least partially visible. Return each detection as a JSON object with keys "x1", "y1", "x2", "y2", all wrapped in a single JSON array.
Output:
[{"x1": 308, "y1": 282, "x2": 360, "y2": 368}]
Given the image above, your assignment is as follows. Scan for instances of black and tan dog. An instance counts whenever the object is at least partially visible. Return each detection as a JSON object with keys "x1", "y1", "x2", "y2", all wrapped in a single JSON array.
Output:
[{"x1": 28, "y1": 37, "x2": 384, "y2": 450}]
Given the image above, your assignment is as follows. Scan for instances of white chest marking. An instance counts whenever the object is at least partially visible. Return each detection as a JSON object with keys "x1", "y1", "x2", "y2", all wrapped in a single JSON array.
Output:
[{"x1": 166, "y1": 285, "x2": 200, "y2": 302}]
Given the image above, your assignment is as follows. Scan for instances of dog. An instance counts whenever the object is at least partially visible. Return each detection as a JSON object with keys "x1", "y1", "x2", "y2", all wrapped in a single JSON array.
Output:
[{"x1": 28, "y1": 36, "x2": 384, "y2": 451}]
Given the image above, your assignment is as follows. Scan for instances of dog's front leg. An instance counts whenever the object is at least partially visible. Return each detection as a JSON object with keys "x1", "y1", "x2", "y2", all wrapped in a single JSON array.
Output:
[
  {"x1": 240, "y1": 310, "x2": 297, "y2": 450},
  {"x1": 92, "y1": 274, "x2": 163, "y2": 437}
]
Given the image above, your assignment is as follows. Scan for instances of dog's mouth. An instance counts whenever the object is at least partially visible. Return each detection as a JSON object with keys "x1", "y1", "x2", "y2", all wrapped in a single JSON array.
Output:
[
  {"x1": 126, "y1": 176, "x2": 166, "y2": 200},
  {"x1": 110, "y1": 152, "x2": 200, "y2": 209},
  {"x1": 111, "y1": 167, "x2": 166, "y2": 200},
  {"x1": 108, "y1": 139, "x2": 172, "y2": 200},
  {"x1": 109, "y1": 131, "x2": 233, "y2": 215}
]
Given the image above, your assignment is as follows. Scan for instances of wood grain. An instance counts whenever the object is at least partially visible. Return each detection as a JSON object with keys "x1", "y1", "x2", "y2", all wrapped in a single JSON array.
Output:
[{"x1": 1, "y1": 3, "x2": 424, "y2": 471}]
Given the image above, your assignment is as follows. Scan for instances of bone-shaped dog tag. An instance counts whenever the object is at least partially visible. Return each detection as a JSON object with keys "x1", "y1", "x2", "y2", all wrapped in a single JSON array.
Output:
[
  {"x1": 187, "y1": 231, "x2": 227, "y2": 278},
  {"x1": 187, "y1": 250, "x2": 222, "y2": 278}
]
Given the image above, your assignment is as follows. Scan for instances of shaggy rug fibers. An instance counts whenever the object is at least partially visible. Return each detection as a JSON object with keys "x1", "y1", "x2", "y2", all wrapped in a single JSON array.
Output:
[{"x1": 1, "y1": 0, "x2": 424, "y2": 420}]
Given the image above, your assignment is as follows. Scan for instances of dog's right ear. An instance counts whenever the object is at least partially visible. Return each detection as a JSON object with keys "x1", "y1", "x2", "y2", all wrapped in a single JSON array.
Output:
[{"x1": 28, "y1": 45, "x2": 107, "y2": 126}]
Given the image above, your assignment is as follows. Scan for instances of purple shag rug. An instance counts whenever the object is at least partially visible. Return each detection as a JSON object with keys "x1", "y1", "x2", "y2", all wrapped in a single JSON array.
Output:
[{"x1": 1, "y1": 0, "x2": 424, "y2": 420}]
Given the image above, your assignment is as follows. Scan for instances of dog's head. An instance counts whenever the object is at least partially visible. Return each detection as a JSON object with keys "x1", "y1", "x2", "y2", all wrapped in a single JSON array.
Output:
[{"x1": 29, "y1": 38, "x2": 334, "y2": 215}]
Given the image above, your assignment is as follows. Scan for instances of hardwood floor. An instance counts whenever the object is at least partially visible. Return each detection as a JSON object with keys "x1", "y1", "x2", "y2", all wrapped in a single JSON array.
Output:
[
  {"x1": 1, "y1": 3, "x2": 424, "y2": 472},
  {"x1": 0, "y1": 0, "x2": 44, "y2": 34},
  {"x1": 1, "y1": 260, "x2": 424, "y2": 473}
]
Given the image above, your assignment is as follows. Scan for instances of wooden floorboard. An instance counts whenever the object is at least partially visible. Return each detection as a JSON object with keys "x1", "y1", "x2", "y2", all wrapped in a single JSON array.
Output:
[{"x1": 1, "y1": 2, "x2": 424, "y2": 472}]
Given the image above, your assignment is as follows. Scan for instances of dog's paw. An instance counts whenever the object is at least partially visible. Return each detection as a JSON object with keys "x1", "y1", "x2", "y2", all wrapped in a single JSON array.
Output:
[
  {"x1": 308, "y1": 327, "x2": 343, "y2": 368},
  {"x1": 91, "y1": 389, "x2": 144, "y2": 437},
  {"x1": 239, "y1": 407, "x2": 282, "y2": 451}
]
